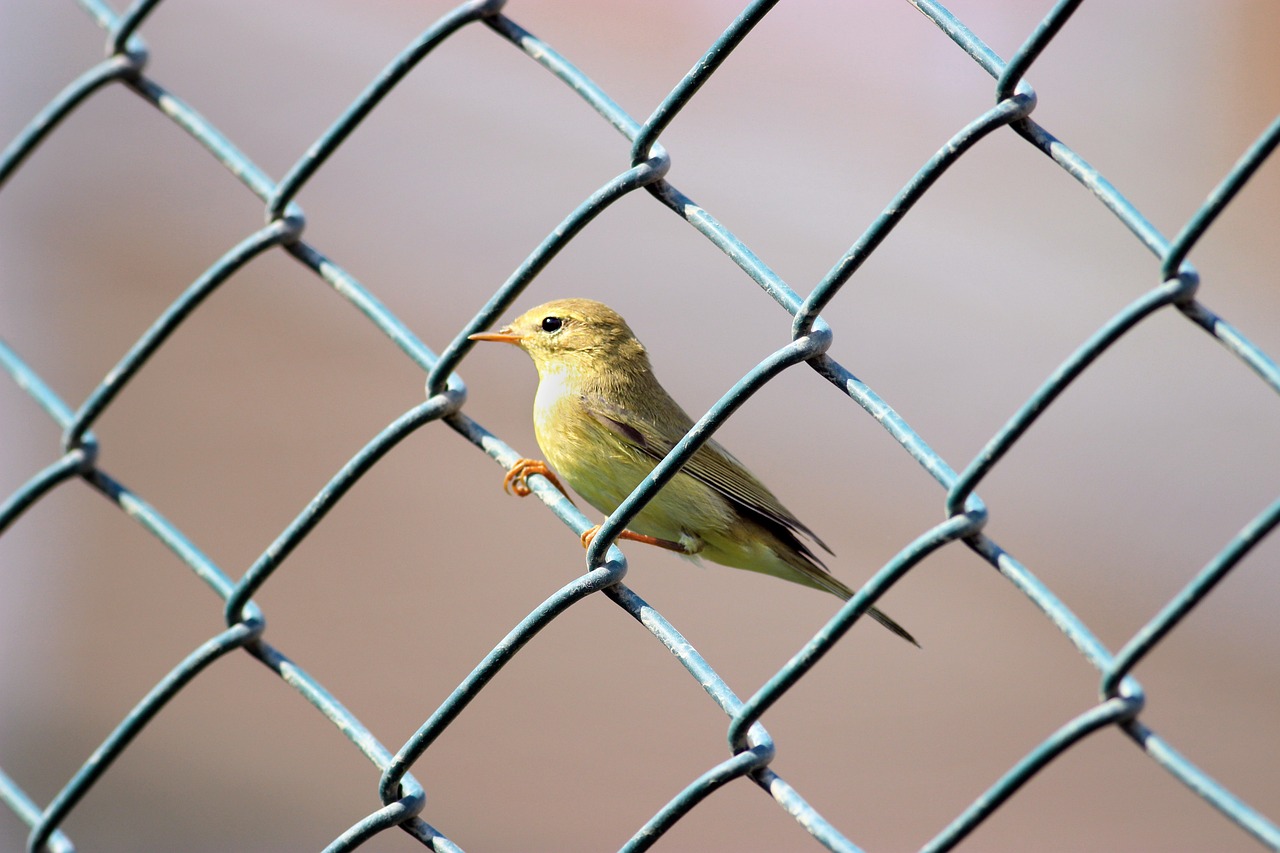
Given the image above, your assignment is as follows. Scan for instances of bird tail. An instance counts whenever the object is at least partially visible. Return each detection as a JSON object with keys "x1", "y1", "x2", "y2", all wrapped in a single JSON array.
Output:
[
  {"x1": 788, "y1": 553, "x2": 920, "y2": 648},
  {"x1": 864, "y1": 605, "x2": 919, "y2": 648}
]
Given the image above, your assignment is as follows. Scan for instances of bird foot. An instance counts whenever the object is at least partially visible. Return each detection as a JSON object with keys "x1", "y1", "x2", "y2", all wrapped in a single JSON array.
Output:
[
  {"x1": 503, "y1": 458, "x2": 571, "y2": 502},
  {"x1": 580, "y1": 524, "x2": 690, "y2": 554}
]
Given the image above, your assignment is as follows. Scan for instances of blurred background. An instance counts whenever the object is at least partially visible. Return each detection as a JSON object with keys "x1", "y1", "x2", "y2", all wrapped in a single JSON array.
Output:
[{"x1": 2, "y1": 1, "x2": 1278, "y2": 851}]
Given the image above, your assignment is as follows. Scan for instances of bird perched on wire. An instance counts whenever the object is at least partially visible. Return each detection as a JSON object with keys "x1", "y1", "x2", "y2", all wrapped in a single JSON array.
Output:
[{"x1": 470, "y1": 298, "x2": 917, "y2": 646}]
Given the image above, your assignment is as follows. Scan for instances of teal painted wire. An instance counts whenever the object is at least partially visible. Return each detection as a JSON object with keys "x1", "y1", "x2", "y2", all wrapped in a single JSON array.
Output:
[
  {"x1": 74, "y1": 0, "x2": 129, "y2": 31},
  {"x1": 1163, "y1": 115, "x2": 1280, "y2": 280},
  {"x1": 0, "y1": 2, "x2": 470, "y2": 836},
  {"x1": 1166, "y1": 117, "x2": 1280, "y2": 395},
  {"x1": 965, "y1": 534, "x2": 1123, "y2": 676},
  {"x1": 0, "y1": 339, "x2": 80, "y2": 427},
  {"x1": 251, "y1": 641, "x2": 434, "y2": 849},
  {"x1": 1180, "y1": 301, "x2": 1280, "y2": 397},
  {"x1": 378, "y1": 562, "x2": 629, "y2": 804},
  {"x1": 0, "y1": 343, "x2": 98, "y2": 532},
  {"x1": 905, "y1": 0, "x2": 1004, "y2": 75},
  {"x1": 107, "y1": 0, "x2": 165, "y2": 56},
  {"x1": 487, "y1": 9, "x2": 813, "y2": 322},
  {"x1": 444, "y1": 409, "x2": 586, "y2": 530},
  {"x1": 754, "y1": 767, "x2": 863, "y2": 853},
  {"x1": 366, "y1": 1, "x2": 1280, "y2": 845},
  {"x1": 1, "y1": 0, "x2": 1277, "y2": 849},
  {"x1": 399, "y1": 818, "x2": 466, "y2": 853},
  {"x1": 1125, "y1": 721, "x2": 1280, "y2": 850},
  {"x1": 485, "y1": 15, "x2": 650, "y2": 144},
  {"x1": 0, "y1": 354, "x2": 300, "y2": 852},
  {"x1": 605, "y1": 583, "x2": 861, "y2": 852},
  {"x1": 810, "y1": 355, "x2": 975, "y2": 503},
  {"x1": 794, "y1": 92, "x2": 1034, "y2": 338},
  {"x1": 424, "y1": 13, "x2": 680, "y2": 400},
  {"x1": 603, "y1": 584, "x2": 759, "y2": 719},
  {"x1": 945, "y1": 276, "x2": 1198, "y2": 519},
  {"x1": 226, "y1": 395, "x2": 464, "y2": 625},
  {"x1": 85, "y1": 468, "x2": 261, "y2": 612},
  {"x1": 727, "y1": 513, "x2": 978, "y2": 753},
  {"x1": 28, "y1": 621, "x2": 264, "y2": 853},
  {"x1": 325, "y1": 797, "x2": 430, "y2": 853},
  {"x1": 898, "y1": 5, "x2": 1280, "y2": 845},
  {"x1": 64, "y1": 217, "x2": 303, "y2": 451},
  {"x1": 287, "y1": 242, "x2": 449, "y2": 374},
  {"x1": 648, "y1": 179, "x2": 823, "y2": 319},
  {"x1": 918, "y1": 526, "x2": 1280, "y2": 853},
  {"x1": 914, "y1": 0, "x2": 1174, "y2": 261},
  {"x1": 586, "y1": 330, "x2": 830, "y2": 567},
  {"x1": 0, "y1": 458, "x2": 275, "y2": 851},
  {"x1": 629, "y1": 0, "x2": 781, "y2": 165},
  {"x1": 0, "y1": 452, "x2": 88, "y2": 534},
  {"x1": 621, "y1": 748, "x2": 776, "y2": 853},
  {"x1": 922, "y1": 696, "x2": 1140, "y2": 853},
  {"x1": 0, "y1": 54, "x2": 140, "y2": 188},
  {"x1": 1017, "y1": 119, "x2": 1173, "y2": 257},
  {"x1": 75, "y1": 0, "x2": 289, "y2": 213},
  {"x1": 0, "y1": 770, "x2": 73, "y2": 853},
  {"x1": 268, "y1": 0, "x2": 508, "y2": 219},
  {"x1": 1104, "y1": 496, "x2": 1280, "y2": 699},
  {"x1": 127, "y1": 75, "x2": 286, "y2": 206},
  {"x1": 0, "y1": 2, "x2": 145, "y2": 189},
  {"x1": 429, "y1": 156, "x2": 669, "y2": 398},
  {"x1": 994, "y1": 0, "x2": 1084, "y2": 103}
]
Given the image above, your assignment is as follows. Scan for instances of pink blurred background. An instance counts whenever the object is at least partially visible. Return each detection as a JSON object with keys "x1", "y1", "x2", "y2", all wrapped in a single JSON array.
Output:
[{"x1": 2, "y1": 1, "x2": 1278, "y2": 851}]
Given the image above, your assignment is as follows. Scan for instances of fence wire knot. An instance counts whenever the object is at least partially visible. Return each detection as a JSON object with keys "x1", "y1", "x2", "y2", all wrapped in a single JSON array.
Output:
[{"x1": 2, "y1": 1, "x2": 1277, "y2": 851}]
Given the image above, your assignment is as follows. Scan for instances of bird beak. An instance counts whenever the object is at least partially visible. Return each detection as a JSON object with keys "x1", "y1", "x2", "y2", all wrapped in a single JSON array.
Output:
[{"x1": 468, "y1": 327, "x2": 524, "y2": 345}]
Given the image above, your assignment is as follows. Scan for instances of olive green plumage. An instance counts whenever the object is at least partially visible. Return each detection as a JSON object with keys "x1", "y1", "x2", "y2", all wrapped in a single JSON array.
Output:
[{"x1": 473, "y1": 298, "x2": 916, "y2": 646}]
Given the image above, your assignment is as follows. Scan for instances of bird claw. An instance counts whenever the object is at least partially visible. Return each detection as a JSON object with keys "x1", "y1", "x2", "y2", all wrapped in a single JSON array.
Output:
[
  {"x1": 504, "y1": 463, "x2": 687, "y2": 557},
  {"x1": 503, "y1": 458, "x2": 570, "y2": 501}
]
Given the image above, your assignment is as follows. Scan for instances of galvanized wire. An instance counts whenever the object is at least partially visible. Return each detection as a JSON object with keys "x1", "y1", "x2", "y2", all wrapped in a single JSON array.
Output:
[{"x1": 2, "y1": 1, "x2": 1278, "y2": 851}]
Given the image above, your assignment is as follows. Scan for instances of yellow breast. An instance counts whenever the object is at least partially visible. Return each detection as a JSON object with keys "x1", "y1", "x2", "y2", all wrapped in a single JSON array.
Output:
[
  {"x1": 532, "y1": 367, "x2": 650, "y2": 513},
  {"x1": 530, "y1": 365, "x2": 736, "y2": 544}
]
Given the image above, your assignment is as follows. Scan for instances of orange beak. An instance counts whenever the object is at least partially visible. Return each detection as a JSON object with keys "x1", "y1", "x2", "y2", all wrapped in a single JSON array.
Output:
[{"x1": 468, "y1": 328, "x2": 524, "y2": 344}]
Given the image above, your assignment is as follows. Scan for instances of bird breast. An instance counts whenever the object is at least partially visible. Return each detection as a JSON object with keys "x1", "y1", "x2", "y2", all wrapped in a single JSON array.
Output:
[{"x1": 532, "y1": 368, "x2": 659, "y2": 515}]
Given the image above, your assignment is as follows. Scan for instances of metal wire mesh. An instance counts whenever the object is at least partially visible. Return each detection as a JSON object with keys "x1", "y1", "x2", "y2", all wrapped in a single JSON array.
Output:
[{"x1": 2, "y1": 1, "x2": 1278, "y2": 850}]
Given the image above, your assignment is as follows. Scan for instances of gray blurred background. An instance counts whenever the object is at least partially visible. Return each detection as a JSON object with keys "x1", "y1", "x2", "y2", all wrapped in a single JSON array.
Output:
[{"x1": 2, "y1": 1, "x2": 1278, "y2": 851}]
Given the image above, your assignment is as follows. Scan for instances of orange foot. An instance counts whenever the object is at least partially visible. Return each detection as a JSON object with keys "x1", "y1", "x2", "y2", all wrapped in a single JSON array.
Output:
[
  {"x1": 503, "y1": 458, "x2": 571, "y2": 502},
  {"x1": 580, "y1": 524, "x2": 689, "y2": 554}
]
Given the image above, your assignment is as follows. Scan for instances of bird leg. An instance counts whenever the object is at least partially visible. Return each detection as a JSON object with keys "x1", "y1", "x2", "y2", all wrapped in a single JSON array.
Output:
[
  {"x1": 580, "y1": 525, "x2": 690, "y2": 554},
  {"x1": 504, "y1": 458, "x2": 572, "y2": 503},
  {"x1": 505, "y1": 460, "x2": 687, "y2": 554}
]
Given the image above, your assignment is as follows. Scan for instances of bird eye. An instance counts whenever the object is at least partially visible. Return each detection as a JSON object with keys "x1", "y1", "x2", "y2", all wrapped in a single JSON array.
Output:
[{"x1": 540, "y1": 316, "x2": 563, "y2": 333}]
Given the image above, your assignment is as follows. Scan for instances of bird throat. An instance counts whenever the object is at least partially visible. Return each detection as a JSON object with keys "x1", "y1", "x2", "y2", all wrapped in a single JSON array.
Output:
[{"x1": 531, "y1": 363, "x2": 579, "y2": 437}]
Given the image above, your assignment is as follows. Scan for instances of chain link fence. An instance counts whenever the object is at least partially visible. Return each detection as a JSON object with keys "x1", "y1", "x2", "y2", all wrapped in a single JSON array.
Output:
[{"x1": 2, "y1": 1, "x2": 1278, "y2": 850}]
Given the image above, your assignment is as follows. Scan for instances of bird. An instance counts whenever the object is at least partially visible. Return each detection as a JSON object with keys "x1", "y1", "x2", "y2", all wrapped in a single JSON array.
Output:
[{"x1": 469, "y1": 298, "x2": 917, "y2": 646}]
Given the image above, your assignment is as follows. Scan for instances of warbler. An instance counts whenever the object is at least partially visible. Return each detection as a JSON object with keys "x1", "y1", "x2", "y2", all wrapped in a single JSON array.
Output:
[{"x1": 470, "y1": 298, "x2": 917, "y2": 646}]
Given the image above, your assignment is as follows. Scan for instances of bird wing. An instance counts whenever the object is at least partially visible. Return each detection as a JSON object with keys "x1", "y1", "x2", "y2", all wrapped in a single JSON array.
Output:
[{"x1": 581, "y1": 393, "x2": 833, "y2": 555}]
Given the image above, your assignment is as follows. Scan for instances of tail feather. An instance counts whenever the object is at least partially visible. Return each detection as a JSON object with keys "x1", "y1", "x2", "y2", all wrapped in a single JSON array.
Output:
[
  {"x1": 788, "y1": 546, "x2": 920, "y2": 648},
  {"x1": 865, "y1": 605, "x2": 919, "y2": 648},
  {"x1": 729, "y1": 512, "x2": 920, "y2": 647}
]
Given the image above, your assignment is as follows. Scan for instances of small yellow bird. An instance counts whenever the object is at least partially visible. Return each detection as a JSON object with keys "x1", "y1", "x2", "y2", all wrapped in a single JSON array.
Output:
[{"x1": 470, "y1": 298, "x2": 917, "y2": 646}]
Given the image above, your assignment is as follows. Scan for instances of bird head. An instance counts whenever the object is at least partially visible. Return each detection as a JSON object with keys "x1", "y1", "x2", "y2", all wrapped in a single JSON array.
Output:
[{"x1": 469, "y1": 298, "x2": 649, "y2": 378}]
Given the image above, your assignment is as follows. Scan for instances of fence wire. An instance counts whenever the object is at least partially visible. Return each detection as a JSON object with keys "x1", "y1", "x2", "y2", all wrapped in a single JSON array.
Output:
[{"x1": 1, "y1": 1, "x2": 1278, "y2": 851}]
